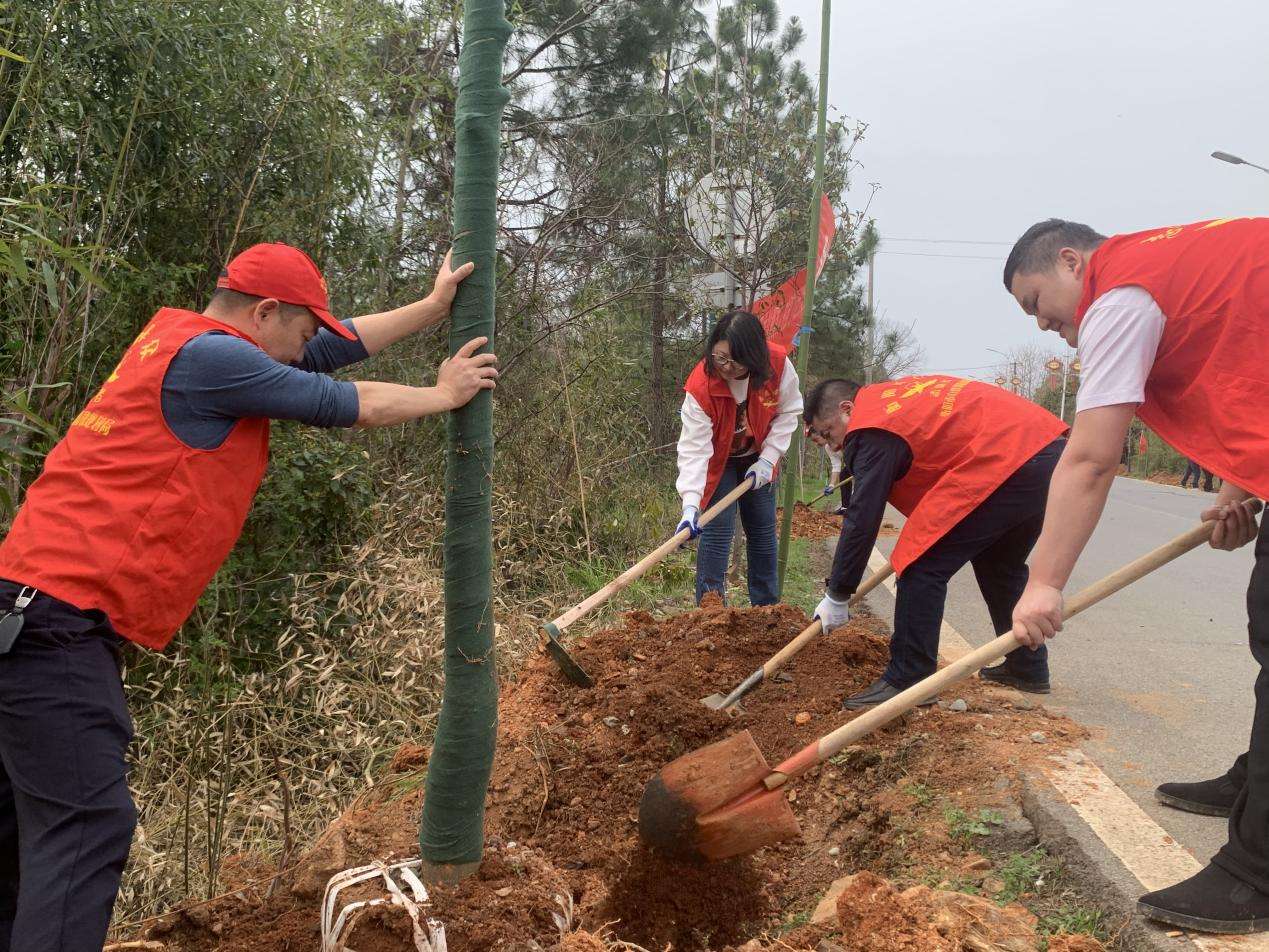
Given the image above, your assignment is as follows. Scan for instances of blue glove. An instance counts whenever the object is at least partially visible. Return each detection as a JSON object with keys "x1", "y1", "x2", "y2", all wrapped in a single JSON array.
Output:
[
  {"x1": 676, "y1": 505, "x2": 701, "y2": 541},
  {"x1": 822, "y1": 484, "x2": 835, "y2": 497},
  {"x1": 814, "y1": 592, "x2": 851, "y2": 632},
  {"x1": 746, "y1": 458, "x2": 774, "y2": 490}
]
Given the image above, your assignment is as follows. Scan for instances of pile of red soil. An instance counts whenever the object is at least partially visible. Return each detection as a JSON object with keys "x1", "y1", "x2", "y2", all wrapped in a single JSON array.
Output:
[
  {"x1": 144, "y1": 597, "x2": 1085, "y2": 951},
  {"x1": 778, "y1": 502, "x2": 843, "y2": 540}
]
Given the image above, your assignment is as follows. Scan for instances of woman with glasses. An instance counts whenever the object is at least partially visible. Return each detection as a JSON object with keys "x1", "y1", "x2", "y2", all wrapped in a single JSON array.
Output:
[{"x1": 676, "y1": 309, "x2": 803, "y2": 606}]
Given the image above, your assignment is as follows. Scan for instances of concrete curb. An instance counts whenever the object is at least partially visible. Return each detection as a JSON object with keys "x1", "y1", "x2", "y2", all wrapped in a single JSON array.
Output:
[{"x1": 1021, "y1": 769, "x2": 1195, "y2": 952}]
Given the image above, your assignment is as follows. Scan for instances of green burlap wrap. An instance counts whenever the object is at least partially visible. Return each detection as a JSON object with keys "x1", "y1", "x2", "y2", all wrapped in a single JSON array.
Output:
[{"x1": 418, "y1": 0, "x2": 512, "y2": 880}]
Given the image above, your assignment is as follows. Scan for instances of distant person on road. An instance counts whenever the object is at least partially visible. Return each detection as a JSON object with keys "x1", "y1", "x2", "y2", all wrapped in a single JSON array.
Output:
[
  {"x1": 675, "y1": 310, "x2": 803, "y2": 607},
  {"x1": 802, "y1": 375, "x2": 1067, "y2": 709},
  {"x1": 1181, "y1": 458, "x2": 1202, "y2": 489},
  {"x1": 1004, "y1": 216, "x2": 1269, "y2": 934},
  {"x1": 0, "y1": 242, "x2": 496, "y2": 951}
]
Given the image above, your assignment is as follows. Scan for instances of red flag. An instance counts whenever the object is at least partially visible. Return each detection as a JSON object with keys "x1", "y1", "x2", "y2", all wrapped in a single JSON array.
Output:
[
  {"x1": 751, "y1": 195, "x2": 836, "y2": 349},
  {"x1": 1138, "y1": 432, "x2": 1148, "y2": 455}
]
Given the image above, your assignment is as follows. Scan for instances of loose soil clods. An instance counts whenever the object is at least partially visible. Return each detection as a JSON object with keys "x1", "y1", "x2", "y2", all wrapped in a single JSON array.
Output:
[{"x1": 144, "y1": 596, "x2": 1091, "y2": 951}]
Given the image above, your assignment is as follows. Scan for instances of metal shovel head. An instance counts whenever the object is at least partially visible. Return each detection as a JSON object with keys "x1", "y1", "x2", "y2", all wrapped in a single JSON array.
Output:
[
  {"x1": 699, "y1": 692, "x2": 730, "y2": 710},
  {"x1": 638, "y1": 729, "x2": 798, "y2": 861},
  {"x1": 541, "y1": 623, "x2": 594, "y2": 688}
]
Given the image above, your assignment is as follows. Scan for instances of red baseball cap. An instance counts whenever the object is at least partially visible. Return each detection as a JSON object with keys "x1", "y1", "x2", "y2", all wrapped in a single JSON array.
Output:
[{"x1": 217, "y1": 243, "x2": 356, "y2": 340}]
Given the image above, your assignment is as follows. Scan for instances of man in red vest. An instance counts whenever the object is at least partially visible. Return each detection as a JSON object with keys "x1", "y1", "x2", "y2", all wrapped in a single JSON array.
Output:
[
  {"x1": 803, "y1": 375, "x2": 1067, "y2": 709},
  {"x1": 1004, "y1": 217, "x2": 1268, "y2": 933},
  {"x1": 0, "y1": 242, "x2": 497, "y2": 951}
]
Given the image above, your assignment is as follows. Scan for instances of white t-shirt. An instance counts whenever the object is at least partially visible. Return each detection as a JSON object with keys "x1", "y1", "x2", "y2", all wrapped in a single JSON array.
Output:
[
  {"x1": 676, "y1": 357, "x2": 804, "y2": 508},
  {"x1": 1075, "y1": 285, "x2": 1166, "y2": 414}
]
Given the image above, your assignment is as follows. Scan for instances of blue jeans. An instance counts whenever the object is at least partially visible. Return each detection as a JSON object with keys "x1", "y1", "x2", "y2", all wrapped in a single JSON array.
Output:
[{"x1": 694, "y1": 456, "x2": 779, "y2": 607}]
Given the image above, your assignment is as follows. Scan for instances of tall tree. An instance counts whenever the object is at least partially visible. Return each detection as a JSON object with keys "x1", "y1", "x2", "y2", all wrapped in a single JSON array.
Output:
[{"x1": 417, "y1": 0, "x2": 511, "y2": 882}]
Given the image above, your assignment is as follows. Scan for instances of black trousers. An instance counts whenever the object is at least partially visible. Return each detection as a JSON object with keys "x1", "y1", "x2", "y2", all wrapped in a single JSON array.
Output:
[
  {"x1": 883, "y1": 439, "x2": 1063, "y2": 689},
  {"x1": 0, "y1": 580, "x2": 135, "y2": 952},
  {"x1": 1181, "y1": 460, "x2": 1202, "y2": 488},
  {"x1": 1214, "y1": 520, "x2": 1269, "y2": 893}
]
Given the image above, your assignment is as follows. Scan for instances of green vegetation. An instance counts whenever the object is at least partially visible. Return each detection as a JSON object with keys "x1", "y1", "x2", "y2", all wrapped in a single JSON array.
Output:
[
  {"x1": 1, "y1": 0, "x2": 882, "y2": 929},
  {"x1": 995, "y1": 848, "x2": 1048, "y2": 904},
  {"x1": 903, "y1": 782, "x2": 934, "y2": 806},
  {"x1": 1039, "y1": 906, "x2": 1112, "y2": 945},
  {"x1": 944, "y1": 806, "x2": 1003, "y2": 845}
]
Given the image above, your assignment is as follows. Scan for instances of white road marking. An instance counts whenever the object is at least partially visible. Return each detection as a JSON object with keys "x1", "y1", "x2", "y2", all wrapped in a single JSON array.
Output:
[{"x1": 862, "y1": 545, "x2": 1269, "y2": 951}]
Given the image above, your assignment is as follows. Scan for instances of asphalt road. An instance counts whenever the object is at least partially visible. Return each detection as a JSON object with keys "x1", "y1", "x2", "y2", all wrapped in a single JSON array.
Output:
[{"x1": 871, "y1": 475, "x2": 1258, "y2": 866}]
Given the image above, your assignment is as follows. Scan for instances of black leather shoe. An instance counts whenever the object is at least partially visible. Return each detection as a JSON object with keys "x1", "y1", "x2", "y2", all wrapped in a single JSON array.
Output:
[
  {"x1": 1155, "y1": 775, "x2": 1240, "y2": 817},
  {"x1": 842, "y1": 676, "x2": 938, "y2": 711},
  {"x1": 1139, "y1": 864, "x2": 1269, "y2": 934},
  {"x1": 978, "y1": 662, "x2": 1051, "y2": 694}
]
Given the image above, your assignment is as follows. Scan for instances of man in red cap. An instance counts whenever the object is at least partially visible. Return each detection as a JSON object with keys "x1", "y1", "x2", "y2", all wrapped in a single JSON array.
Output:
[
  {"x1": 0, "y1": 242, "x2": 496, "y2": 951},
  {"x1": 1003, "y1": 217, "x2": 1268, "y2": 933}
]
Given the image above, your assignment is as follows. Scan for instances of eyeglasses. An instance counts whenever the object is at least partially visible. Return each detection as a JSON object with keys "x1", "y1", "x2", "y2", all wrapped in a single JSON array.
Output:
[
  {"x1": 711, "y1": 351, "x2": 737, "y2": 369},
  {"x1": 805, "y1": 423, "x2": 833, "y2": 442}
]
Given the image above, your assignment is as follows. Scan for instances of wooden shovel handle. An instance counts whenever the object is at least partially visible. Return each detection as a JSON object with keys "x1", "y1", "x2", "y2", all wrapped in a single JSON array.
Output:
[
  {"x1": 807, "y1": 474, "x2": 854, "y2": 506},
  {"x1": 548, "y1": 477, "x2": 755, "y2": 634},
  {"x1": 765, "y1": 517, "x2": 1223, "y2": 788},
  {"x1": 761, "y1": 561, "x2": 895, "y2": 677}
]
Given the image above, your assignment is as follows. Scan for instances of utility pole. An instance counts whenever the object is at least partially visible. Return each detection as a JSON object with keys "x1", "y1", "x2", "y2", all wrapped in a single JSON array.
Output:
[
  {"x1": 864, "y1": 250, "x2": 875, "y2": 384},
  {"x1": 776, "y1": 0, "x2": 831, "y2": 595}
]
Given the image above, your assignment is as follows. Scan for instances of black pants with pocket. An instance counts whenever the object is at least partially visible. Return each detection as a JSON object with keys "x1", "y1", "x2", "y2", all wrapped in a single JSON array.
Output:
[
  {"x1": 0, "y1": 580, "x2": 135, "y2": 952},
  {"x1": 883, "y1": 439, "x2": 1063, "y2": 689},
  {"x1": 1214, "y1": 519, "x2": 1269, "y2": 893}
]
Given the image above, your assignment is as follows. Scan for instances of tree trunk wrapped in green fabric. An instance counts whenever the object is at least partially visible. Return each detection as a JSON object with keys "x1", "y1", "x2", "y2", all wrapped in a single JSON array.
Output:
[{"x1": 418, "y1": 0, "x2": 511, "y2": 883}]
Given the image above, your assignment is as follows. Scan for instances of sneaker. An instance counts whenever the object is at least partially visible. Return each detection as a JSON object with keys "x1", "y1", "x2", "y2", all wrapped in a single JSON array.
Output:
[
  {"x1": 842, "y1": 676, "x2": 939, "y2": 711},
  {"x1": 1155, "y1": 775, "x2": 1240, "y2": 818},
  {"x1": 1139, "y1": 864, "x2": 1269, "y2": 934},
  {"x1": 978, "y1": 662, "x2": 1051, "y2": 694}
]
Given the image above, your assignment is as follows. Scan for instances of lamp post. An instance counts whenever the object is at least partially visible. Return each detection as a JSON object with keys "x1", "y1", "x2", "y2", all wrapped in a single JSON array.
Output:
[
  {"x1": 987, "y1": 347, "x2": 1020, "y2": 395},
  {"x1": 1045, "y1": 355, "x2": 1080, "y2": 422},
  {"x1": 1212, "y1": 150, "x2": 1269, "y2": 175}
]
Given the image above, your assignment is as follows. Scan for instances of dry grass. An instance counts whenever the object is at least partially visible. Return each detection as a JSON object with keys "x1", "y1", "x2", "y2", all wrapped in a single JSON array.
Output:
[{"x1": 114, "y1": 474, "x2": 558, "y2": 931}]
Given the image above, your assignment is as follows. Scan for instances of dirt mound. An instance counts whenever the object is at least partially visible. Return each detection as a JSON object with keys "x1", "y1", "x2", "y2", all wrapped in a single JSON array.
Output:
[
  {"x1": 1046, "y1": 935, "x2": 1107, "y2": 951},
  {"x1": 834, "y1": 872, "x2": 1036, "y2": 951},
  {"x1": 779, "y1": 502, "x2": 843, "y2": 540},
  {"x1": 144, "y1": 596, "x2": 1085, "y2": 951}
]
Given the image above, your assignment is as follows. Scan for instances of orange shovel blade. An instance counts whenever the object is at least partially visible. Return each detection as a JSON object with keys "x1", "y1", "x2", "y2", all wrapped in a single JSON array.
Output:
[{"x1": 638, "y1": 730, "x2": 800, "y2": 861}]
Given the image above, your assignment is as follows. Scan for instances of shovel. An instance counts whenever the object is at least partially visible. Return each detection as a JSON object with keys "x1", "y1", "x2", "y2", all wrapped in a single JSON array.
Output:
[
  {"x1": 640, "y1": 514, "x2": 1238, "y2": 862},
  {"x1": 542, "y1": 476, "x2": 758, "y2": 687},
  {"x1": 700, "y1": 560, "x2": 895, "y2": 710}
]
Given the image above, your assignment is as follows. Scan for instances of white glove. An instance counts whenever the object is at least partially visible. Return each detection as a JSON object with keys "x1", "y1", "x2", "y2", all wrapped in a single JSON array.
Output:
[
  {"x1": 676, "y1": 505, "x2": 701, "y2": 541},
  {"x1": 814, "y1": 593, "x2": 851, "y2": 632},
  {"x1": 746, "y1": 458, "x2": 775, "y2": 490}
]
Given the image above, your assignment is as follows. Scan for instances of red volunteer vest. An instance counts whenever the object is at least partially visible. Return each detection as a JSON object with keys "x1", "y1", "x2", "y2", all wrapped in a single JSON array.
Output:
[
  {"x1": 847, "y1": 376, "x2": 1068, "y2": 575},
  {"x1": 1074, "y1": 217, "x2": 1269, "y2": 499},
  {"x1": 684, "y1": 343, "x2": 788, "y2": 508},
  {"x1": 0, "y1": 308, "x2": 271, "y2": 649}
]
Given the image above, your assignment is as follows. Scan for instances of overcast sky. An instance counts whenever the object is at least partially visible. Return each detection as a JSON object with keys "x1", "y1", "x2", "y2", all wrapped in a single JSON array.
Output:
[{"x1": 779, "y1": 0, "x2": 1269, "y2": 379}]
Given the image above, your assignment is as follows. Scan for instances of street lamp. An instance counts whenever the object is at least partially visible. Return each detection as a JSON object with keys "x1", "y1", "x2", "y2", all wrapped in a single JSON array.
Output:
[
  {"x1": 1212, "y1": 150, "x2": 1269, "y2": 175},
  {"x1": 1046, "y1": 355, "x2": 1080, "y2": 421},
  {"x1": 988, "y1": 347, "x2": 1020, "y2": 394}
]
